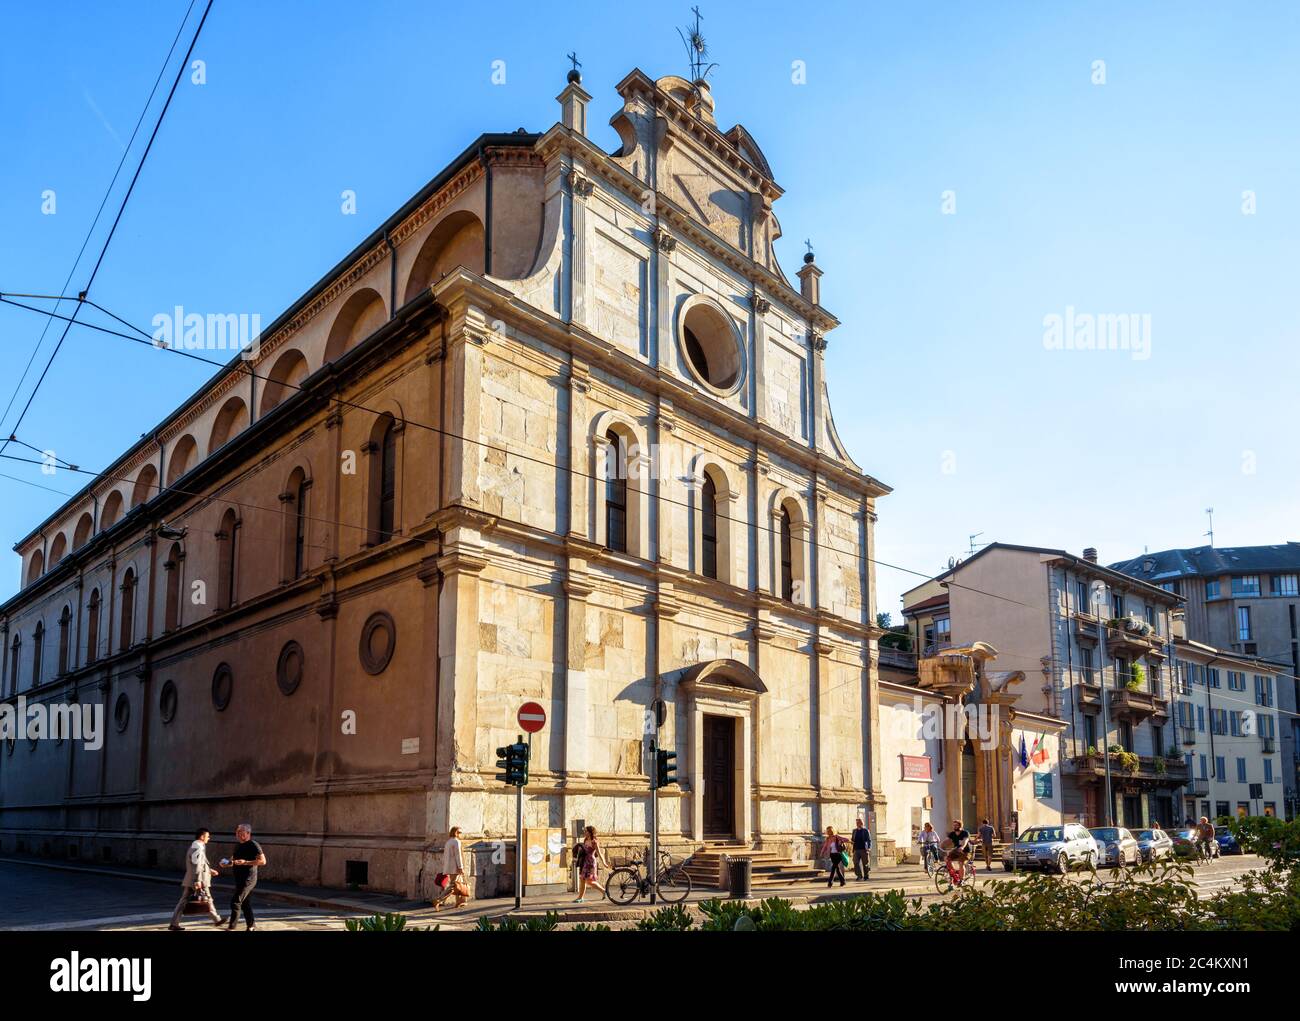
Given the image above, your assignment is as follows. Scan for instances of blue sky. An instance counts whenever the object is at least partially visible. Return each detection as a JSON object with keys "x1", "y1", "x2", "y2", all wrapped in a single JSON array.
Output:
[{"x1": 2, "y1": 1, "x2": 1298, "y2": 615}]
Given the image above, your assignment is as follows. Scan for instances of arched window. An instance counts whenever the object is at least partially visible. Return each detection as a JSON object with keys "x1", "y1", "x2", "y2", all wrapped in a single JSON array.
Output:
[
  {"x1": 281, "y1": 469, "x2": 311, "y2": 581},
  {"x1": 217, "y1": 510, "x2": 240, "y2": 610},
  {"x1": 366, "y1": 415, "x2": 400, "y2": 546},
  {"x1": 604, "y1": 428, "x2": 627, "y2": 553},
  {"x1": 86, "y1": 589, "x2": 101, "y2": 664},
  {"x1": 57, "y1": 605, "x2": 71, "y2": 675},
  {"x1": 25, "y1": 549, "x2": 44, "y2": 587},
  {"x1": 164, "y1": 543, "x2": 183, "y2": 632},
  {"x1": 8, "y1": 635, "x2": 20, "y2": 696},
  {"x1": 119, "y1": 569, "x2": 136, "y2": 650},
  {"x1": 701, "y1": 474, "x2": 718, "y2": 579},
  {"x1": 32, "y1": 621, "x2": 44, "y2": 686},
  {"x1": 779, "y1": 507, "x2": 794, "y2": 602}
]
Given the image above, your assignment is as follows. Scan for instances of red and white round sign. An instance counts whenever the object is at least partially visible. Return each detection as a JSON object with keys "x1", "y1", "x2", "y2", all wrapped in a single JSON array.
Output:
[{"x1": 517, "y1": 702, "x2": 546, "y2": 733}]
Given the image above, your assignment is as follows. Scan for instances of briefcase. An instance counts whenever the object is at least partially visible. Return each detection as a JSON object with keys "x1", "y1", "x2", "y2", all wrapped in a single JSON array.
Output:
[{"x1": 183, "y1": 887, "x2": 213, "y2": 915}]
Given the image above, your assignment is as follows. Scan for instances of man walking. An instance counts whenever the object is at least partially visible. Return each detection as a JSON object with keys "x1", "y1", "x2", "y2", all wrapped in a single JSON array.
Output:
[
  {"x1": 168, "y1": 827, "x2": 226, "y2": 930},
  {"x1": 226, "y1": 823, "x2": 266, "y2": 931},
  {"x1": 850, "y1": 816, "x2": 872, "y2": 880},
  {"x1": 978, "y1": 818, "x2": 996, "y2": 871}
]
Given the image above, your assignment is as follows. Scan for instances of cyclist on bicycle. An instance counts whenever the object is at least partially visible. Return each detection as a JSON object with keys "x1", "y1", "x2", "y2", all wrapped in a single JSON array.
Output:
[
  {"x1": 918, "y1": 821, "x2": 942, "y2": 871},
  {"x1": 945, "y1": 818, "x2": 972, "y2": 874},
  {"x1": 1194, "y1": 816, "x2": 1216, "y2": 860}
]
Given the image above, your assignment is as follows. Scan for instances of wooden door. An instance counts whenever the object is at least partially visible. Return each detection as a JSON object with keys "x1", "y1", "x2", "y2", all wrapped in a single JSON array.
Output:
[{"x1": 703, "y1": 715, "x2": 736, "y2": 837}]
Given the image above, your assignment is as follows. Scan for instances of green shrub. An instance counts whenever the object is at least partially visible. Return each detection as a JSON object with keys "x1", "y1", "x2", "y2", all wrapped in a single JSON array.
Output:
[
  {"x1": 636, "y1": 904, "x2": 694, "y2": 931},
  {"x1": 475, "y1": 911, "x2": 560, "y2": 932},
  {"x1": 344, "y1": 912, "x2": 436, "y2": 932}
]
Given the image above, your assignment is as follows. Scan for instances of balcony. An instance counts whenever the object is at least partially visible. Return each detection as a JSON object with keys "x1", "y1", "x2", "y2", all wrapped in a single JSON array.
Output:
[
  {"x1": 1074, "y1": 613, "x2": 1101, "y2": 645},
  {"x1": 1185, "y1": 779, "x2": 1209, "y2": 798},
  {"x1": 1068, "y1": 752, "x2": 1189, "y2": 787},
  {"x1": 1104, "y1": 619, "x2": 1164, "y2": 657},
  {"x1": 1109, "y1": 685, "x2": 1169, "y2": 722},
  {"x1": 878, "y1": 647, "x2": 918, "y2": 673}
]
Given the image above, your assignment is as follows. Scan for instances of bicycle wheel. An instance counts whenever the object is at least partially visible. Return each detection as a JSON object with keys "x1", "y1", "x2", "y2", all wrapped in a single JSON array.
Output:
[
  {"x1": 605, "y1": 867, "x2": 643, "y2": 905},
  {"x1": 933, "y1": 866, "x2": 952, "y2": 895},
  {"x1": 656, "y1": 865, "x2": 692, "y2": 904}
]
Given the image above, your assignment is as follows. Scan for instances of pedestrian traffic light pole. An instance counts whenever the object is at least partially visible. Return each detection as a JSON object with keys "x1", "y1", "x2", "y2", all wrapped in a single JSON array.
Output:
[
  {"x1": 495, "y1": 734, "x2": 531, "y2": 913},
  {"x1": 650, "y1": 737, "x2": 658, "y2": 905}
]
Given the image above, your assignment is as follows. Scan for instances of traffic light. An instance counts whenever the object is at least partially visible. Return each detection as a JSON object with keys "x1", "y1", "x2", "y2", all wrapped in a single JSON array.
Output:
[
  {"x1": 495, "y1": 738, "x2": 530, "y2": 787},
  {"x1": 655, "y1": 747, "x2": 677, "y2": 789}
]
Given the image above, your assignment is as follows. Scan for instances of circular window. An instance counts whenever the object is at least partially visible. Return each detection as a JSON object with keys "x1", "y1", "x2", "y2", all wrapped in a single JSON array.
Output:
[
  {"x1": 359, "y1": 612, "x2": 396, "y2": 675},
  {"x1": 211, "y1": 663, "x2": 233, "y2": 711},
  {"x1": 679, "y1": 300, "x2": 744, "y2": 393},
  {"x1": 114, "y1": 692, "x2": 130, "y2": 733},
  {"x1": 159, "y1": 680, "x2": 178, "y2": 724},
  {"x1": 277, "y1": 640, "x2": 304, "y2": 696}
]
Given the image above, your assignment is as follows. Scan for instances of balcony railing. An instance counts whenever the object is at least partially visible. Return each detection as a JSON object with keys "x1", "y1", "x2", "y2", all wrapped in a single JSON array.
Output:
[
  {"x1": 1185, "y1": 779, "x2": 1209, "y2": 798},
  {"x1": 1109, "y1": 686, "x2": 1169, "y2": 720},
  {"x1": 1068, "y1": 752, "x2": 1189, "y2": 785},
  {"x1": 878, "y1": 647, "x2": 918, "y2": 671}
]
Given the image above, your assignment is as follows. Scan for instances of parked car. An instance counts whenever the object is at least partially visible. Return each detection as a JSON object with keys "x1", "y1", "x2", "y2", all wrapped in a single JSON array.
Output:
[
  {"x1": 1214, "y1": 825, "x2": 1243, "y2": 855},
  {"x1": 1168, "y1": 829, "x2": 1205, "y2": 860},
  {"x1": 1090, "y1": 826, "x2": 1141, "y2": 867},
  {"x1": 1003, "y1": 824, "x2": 1097, "y2": 873},
  {"x1": 1134, "y1": 828, "x2": 1174, "y2": 862}
]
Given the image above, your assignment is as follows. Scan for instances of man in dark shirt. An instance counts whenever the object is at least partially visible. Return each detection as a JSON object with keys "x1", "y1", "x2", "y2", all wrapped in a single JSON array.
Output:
[
  {"x1": 946, "y1": 819, "x2": 971, "y2": 872},
  {"x1": 226, "y1": 823, "x2": 266, "y2": 931},
  {"x1": 850, "y1": 817, "x2": 872, "y2": 880},
  {"x1": 978, "y1": 818, "x2": 996, "y2": 871}
]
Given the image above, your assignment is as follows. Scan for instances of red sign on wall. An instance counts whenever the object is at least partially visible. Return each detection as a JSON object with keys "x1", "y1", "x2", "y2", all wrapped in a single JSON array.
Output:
[{"x1": 900, "y1": 755, "x2": 932, "y2": 782}]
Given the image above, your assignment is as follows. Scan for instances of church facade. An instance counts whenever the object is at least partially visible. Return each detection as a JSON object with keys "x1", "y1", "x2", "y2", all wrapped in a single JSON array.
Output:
[{"x1": 0, "y1": 68, "x2": 896, "y2": 897}]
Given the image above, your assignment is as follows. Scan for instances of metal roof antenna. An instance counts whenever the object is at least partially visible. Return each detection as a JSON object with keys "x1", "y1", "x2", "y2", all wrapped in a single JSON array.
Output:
[{"x1": 1204, "y1": 507, "x2": 1215, "y2": 547}]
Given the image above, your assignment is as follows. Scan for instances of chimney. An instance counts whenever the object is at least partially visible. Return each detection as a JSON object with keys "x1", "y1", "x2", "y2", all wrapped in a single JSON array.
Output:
[
  {"x1": 797, "y1": 249, "x2": 822, "y2": 306},
  {"x1": 1082, "y1": 547, "x2": 1098, "y2": 564},
  {"x1": 557, "y1": 68, "x2": 591, "y2": 137}
]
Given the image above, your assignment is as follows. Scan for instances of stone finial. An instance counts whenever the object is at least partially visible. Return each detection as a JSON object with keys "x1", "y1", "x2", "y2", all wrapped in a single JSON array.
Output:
[
  {"x1": 797, "y1": 256, "x2": 822, "y2": 306},
  {"x1": 557, "y1": 68, "x2": 592, "y2": 137}
]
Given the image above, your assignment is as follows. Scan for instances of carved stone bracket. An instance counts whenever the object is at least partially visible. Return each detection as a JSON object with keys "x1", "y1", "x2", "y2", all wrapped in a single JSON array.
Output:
[
  {"x1": 753, "y1": 296, "x2": 771, "y2": 314},
  {"x1": 655, "y1": 226, "x2": 677, "y2": 252},
  {"x1": 568, "y1": 171, "x2": 595, "y2": 199}
]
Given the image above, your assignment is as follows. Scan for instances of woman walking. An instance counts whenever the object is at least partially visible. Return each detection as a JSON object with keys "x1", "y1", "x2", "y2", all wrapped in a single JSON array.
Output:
[
  {"x1": 433, "y1": 826, "x2": 469, "y2": 909},
  {"x1": 820, "y1": 825, "x2": 849, "y2": 888},
  {"x1": 574, "y1": 825, "x2": 608, "y2": 902}
]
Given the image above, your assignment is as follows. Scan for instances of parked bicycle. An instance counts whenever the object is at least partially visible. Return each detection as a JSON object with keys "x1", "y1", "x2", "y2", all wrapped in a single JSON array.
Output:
[
  {"x1": 606, "y1": 847, "x2": 692, "y2": 905},
  {"x1": 933, "y1": 854, "x2": 978, "y2": 894}
]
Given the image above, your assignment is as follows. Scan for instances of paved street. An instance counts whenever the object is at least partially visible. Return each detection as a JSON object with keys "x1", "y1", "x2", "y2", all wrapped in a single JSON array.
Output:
[{"x1": 0, "y1": 853, "x2": 1266, "y2": 932}]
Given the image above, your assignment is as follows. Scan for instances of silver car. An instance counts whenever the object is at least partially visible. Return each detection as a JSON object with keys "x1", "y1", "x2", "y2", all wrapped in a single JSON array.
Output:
[
  {"x1": 1090, "y1": 826, "x2": 1141, "y2": 867},
  {"x1": 1003, "y1": 823, "x2": 1098, "y2": 873},
  {"x1": 1135, "y1": 828, "x2": 1174, "y2": 862}
]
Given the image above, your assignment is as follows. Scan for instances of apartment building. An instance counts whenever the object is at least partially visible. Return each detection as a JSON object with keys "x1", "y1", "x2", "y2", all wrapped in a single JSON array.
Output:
[
  {"x1": 1170, "y1": 638, "x2": 1287, "y2": 822},
  {"x1": 903, "y1": 543, "x2": 1187, "y2": 829},
  {"x1": 1112, "y1": 544, "x2": 1300, "y2": 818}
]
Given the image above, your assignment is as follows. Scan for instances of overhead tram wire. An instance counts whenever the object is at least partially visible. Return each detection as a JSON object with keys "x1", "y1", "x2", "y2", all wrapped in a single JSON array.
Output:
[
  {"x1": 0, "y1": 1, "x2": 199, "y2": 440},
  {"x1": 0, "y1": 0, "x2": 214, "y2": 459}
]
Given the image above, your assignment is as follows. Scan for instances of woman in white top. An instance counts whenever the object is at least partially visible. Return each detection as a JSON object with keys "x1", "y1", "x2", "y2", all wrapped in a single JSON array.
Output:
[{"x1": 434, "y1": 826, "x2": 468, "y2": 908}]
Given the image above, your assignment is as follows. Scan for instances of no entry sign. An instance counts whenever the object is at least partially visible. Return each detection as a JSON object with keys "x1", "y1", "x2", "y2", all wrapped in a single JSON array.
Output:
[{"x1": 517, "y1": 702, "x2": 546, "y2": 733}]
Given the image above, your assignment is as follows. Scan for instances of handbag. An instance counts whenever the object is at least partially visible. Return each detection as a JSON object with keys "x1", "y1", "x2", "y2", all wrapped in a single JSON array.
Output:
[
  {"x1": 183, "y1": 886, "x2": 213, "y2": 915},
  {"x1": 837, "y1": 849, "x2": 851, "y2": 868},
  {"x1": 453, "y1": 877, "x2": 470, "y2": 899}
]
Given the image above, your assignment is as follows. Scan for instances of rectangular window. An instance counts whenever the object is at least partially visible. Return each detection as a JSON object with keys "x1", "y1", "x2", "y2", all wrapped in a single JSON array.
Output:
[
  {"x1": 1205, "y1": 579, "x2": 1221, "y2": 599},
  {"x1": 1231, "y1": 575, "x2": 1261, "y2": 597},
  {"x1": 1197, "y1": 705, "x2": 1206, "y2": 732},
  {"x1": 1075, "y1": 579, "x2": 1091, "y2": 614},
  {"x1": 1152, "y1": 725, "x2": 1164, "y2": 757},
  {"x1": 1199, "y1": 754, "x2": 1208, "y2": 780},
  {"x1": 1237, "y1": 606, "x2": 1252, "y2": 642},
  {"x1": 1207, "y1": 667, "x2": 1220, "y2": 689},
  {"x1": 1271, "y1": 574, "x2": 1299, "y2": 596},
  {"x1": 1211, "y1": 709, "x2": 1226, "y2": 736},
  {"x1": 1265, "y1": 760, "x2": 1274, "y2": 784},
  {"x1": 1226, "y1": 670, "x2": 1242, "y2": 691},
  {"x1": 1236, "y1": 758, "x2": 1247, "y2": 783},
  {"x1": 1111, "y1": 592, "x2": 1125, "y2": 619},
  {"x1": 1255, "y1": 675, "x2": 1274, "y2": 707},
  {"x1": 1261, "y1": 713, "x2": 1276, "y2": 739},
  {"x1": 1215, "y1": 756, "x2": 1226, "y2": 781},
  {"x1": 1080, "y1": 646, "x2": 1094, "y2": 685},
  {"x1": 1114, "y1": 656, "x2": 1130, "y2": 687},
  {"x1": 1084, "y1": 714, "x2": 1097, "y2": 750},
  {"x1": 1229, "y1": 711, "x2": 1241, "y2": 737}
]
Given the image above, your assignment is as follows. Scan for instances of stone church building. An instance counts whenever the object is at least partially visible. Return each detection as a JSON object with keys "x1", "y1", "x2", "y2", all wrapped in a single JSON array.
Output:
[{"x1": 0, "y1": 66, "x2": 897, "y2": 897}]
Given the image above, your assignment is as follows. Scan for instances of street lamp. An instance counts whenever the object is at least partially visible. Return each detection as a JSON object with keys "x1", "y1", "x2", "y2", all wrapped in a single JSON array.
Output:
[{"x1": 1091, "y1": 581, "x2": 1114, "y2": 826}]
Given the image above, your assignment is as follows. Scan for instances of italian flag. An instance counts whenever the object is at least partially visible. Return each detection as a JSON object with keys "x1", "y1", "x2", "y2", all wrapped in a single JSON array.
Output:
[{"x1": 1029, "y1": 734, "x2": 1049, "y2": 766}]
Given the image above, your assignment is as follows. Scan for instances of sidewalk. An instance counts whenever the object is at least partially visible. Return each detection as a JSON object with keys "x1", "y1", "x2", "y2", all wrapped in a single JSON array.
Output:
[{"x1": 0, "y1": 853, "x2": 1017, "y2": 928}]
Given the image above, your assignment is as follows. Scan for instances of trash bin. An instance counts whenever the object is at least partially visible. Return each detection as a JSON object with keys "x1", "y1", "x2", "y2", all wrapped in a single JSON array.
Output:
[{"x1": 727, "y1": 856, "x2": 752, "y2": 899}]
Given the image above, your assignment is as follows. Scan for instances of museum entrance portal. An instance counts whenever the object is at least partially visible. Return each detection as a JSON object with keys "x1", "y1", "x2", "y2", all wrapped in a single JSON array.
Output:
[{"x1": 703, "y1": 714, "x2": 736, "y2": 838}]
